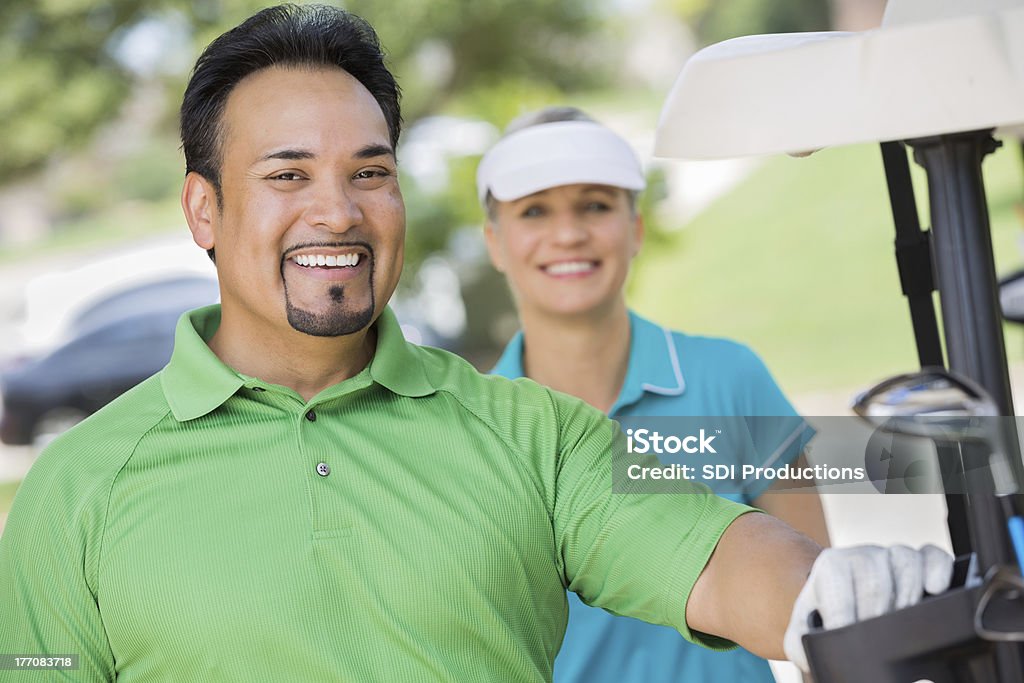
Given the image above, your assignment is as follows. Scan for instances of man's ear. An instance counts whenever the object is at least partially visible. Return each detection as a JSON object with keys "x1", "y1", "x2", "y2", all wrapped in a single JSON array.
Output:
[
  {"x1": 181, "y1": 172, "x2": 217, "y2": 250},
  {"x1": 483, "y1": 220, "x2": 506, "y2": 273}
]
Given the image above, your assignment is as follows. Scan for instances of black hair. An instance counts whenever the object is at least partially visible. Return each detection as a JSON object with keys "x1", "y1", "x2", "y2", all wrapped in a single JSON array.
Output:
[{"x1": 180, "y1": 3, "x2": 401, "y2": 203}]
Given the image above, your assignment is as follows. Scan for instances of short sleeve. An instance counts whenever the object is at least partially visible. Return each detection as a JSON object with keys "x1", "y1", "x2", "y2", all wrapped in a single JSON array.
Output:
[
  {"x1": 548, "y1": 392, "x2": 754, "y2": 649},
  {"x1": 0, "y1": 438, "x2": 116, "y2": 681}
]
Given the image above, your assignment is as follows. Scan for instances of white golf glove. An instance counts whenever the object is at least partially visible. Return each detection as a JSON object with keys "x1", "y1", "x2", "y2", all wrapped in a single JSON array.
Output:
[{"x1": 783, "y1": 544, "x2": 954, "y2": 672}]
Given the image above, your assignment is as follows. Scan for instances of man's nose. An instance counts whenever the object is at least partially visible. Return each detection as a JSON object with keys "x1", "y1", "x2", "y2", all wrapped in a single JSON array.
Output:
[{"x1": 304, "y1": 179, "x2": 363, "y2": 232}]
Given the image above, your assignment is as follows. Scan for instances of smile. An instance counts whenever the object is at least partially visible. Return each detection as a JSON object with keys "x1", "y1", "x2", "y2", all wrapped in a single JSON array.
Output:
[
  {"x1": 542, "y1": 260, "x2": 598, "y2": 276},
  {"x1": 292, "y1": 253, "x2": 361, "y2": 267}
]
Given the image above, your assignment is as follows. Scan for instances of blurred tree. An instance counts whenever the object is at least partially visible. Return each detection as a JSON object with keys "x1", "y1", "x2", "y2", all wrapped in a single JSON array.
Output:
[
  {"x1": 661, "y1": 0, "x2": 831, "y2": 45},
  {"x1": 0, "y1": 0, "x2": 264, "y2": 185},
  {"x1": 0, "y1": 0, "x2": 608, "y2": 185},
  {"x1": 345, "y1": 0, "x2": 604, "y2": 121},
  {"x1": 0, "y1": 0, "x2": 136, "y2": 183}
]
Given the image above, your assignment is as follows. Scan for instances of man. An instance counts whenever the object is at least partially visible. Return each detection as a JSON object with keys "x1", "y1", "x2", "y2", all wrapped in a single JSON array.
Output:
[{"x1": 0, "y1": 5, "x2": 950, "y2": 681}]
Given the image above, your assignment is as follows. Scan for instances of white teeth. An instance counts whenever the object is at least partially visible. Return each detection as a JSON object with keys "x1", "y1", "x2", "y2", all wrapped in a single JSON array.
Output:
[
  {"x1": 293, "y1": 253, "x2": 363, "y2": 267},
  {"x1": 545, "y1": 261, "x2": 594, "y2": 275}
]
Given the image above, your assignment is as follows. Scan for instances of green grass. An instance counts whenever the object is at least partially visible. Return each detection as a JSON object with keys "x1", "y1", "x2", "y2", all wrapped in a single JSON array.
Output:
[{"x1": 630, "y1": 141, "x2": 1024, "y2": 395}]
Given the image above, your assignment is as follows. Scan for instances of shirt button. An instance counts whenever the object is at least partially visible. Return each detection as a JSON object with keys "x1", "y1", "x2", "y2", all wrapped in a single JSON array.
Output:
[
  {"x1": 305, "y1": 410, "x2": 317, "y2": 422},
  {"x1": 316, "y1": 462, "x2": 330, "y2": 477}
]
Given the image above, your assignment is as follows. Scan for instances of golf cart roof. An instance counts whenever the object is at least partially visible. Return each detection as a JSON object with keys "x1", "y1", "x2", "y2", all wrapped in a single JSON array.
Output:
[{"x1": 654, "y1": 0, "x2": 1024, "y2": 160}]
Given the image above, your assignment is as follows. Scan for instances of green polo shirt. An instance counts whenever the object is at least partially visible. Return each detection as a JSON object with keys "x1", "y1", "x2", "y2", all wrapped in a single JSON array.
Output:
[{"x1": 0, "y1": 305, "x2": 751, "y2": 682}]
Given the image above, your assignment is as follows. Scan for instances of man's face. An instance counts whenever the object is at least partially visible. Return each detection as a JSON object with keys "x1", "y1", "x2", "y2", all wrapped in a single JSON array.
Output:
[{"x1": 193, "y1": 65, "x2": 405, "y2": 339}]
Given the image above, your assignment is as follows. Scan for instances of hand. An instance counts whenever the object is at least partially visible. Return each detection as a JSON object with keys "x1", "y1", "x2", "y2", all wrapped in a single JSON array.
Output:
[{"x1": 783, "y1": 544, "x2": 954, "y2": 672}]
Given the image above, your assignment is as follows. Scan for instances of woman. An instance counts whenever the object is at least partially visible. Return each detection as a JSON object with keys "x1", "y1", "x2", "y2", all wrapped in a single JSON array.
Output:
[{"x1": 477, "y1": 107, "x2": 830, "y2": 683}]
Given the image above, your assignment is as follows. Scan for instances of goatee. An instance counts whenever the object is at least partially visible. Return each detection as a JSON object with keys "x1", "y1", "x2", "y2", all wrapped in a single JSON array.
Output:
[{"x1": 285, "y1": 284, "x2": 375, "y2": 337}]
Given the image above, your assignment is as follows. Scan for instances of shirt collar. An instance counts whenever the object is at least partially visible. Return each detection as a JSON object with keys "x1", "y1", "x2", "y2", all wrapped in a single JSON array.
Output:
[
  {"x1": 161, "y1": 305, "x2": 245, "y2": 421},
  {"x1": 612, "y1": 311, "x2": 686, "y2": 413},
  {"x1": 490, "y1": 330, "x2": 526, "y2": 379},
  {"x1": 489, "y1": 311, "x2": 687, "y2": 408},
  {"x1": 162, "y1": 305, "x2": 434, "y2": 422},
  {"x1": 367, "y1": 306, "x2": 435, "y2": 399}
]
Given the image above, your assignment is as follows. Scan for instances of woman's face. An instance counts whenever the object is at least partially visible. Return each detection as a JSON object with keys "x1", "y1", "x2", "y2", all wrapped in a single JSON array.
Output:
[{"x1": 485, "y1": 183, "x2": 643, "y2": 320}]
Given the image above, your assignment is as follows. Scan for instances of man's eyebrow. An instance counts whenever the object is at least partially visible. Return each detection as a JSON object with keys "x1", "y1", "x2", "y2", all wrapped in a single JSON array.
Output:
[
  {"x1": 354, "y1": 143, "x2": 395, "y2": 160},
  {"x1": 253, "y1": 144, "x2": 394, "y2": 164},
  {"x1": 256, "y1": 148, "x2": 316, "y2": 163}
]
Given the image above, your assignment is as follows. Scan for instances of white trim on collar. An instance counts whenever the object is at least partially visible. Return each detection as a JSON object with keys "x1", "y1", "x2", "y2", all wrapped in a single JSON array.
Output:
[{"x1": 640, "y1": 326, "x2": 686, "y2": 396}]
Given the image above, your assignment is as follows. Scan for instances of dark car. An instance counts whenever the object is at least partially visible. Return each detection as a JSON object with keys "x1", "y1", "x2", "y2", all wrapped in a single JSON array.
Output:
[{"x1": 0, "y1": 275, "x2": 220, "y2": 446}]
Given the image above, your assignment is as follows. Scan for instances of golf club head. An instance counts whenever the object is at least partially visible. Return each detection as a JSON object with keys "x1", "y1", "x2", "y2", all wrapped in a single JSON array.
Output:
[{"x1": 853, "y1": 367, "x2": 999, "y2": 442}]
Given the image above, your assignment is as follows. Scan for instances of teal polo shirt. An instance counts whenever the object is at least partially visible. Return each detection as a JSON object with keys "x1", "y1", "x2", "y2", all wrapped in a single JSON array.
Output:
[
  {"x1": 0, "y1": 305, "x2": 753, "y2": 682},
  {"x1": 493, "y1": 310, "x2": 812, "y2": 683}
]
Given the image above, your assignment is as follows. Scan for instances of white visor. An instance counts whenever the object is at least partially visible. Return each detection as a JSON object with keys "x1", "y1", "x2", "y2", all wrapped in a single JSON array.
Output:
[{"x1": 476, "y1": 121, "x2": 646, "y2": 205}]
